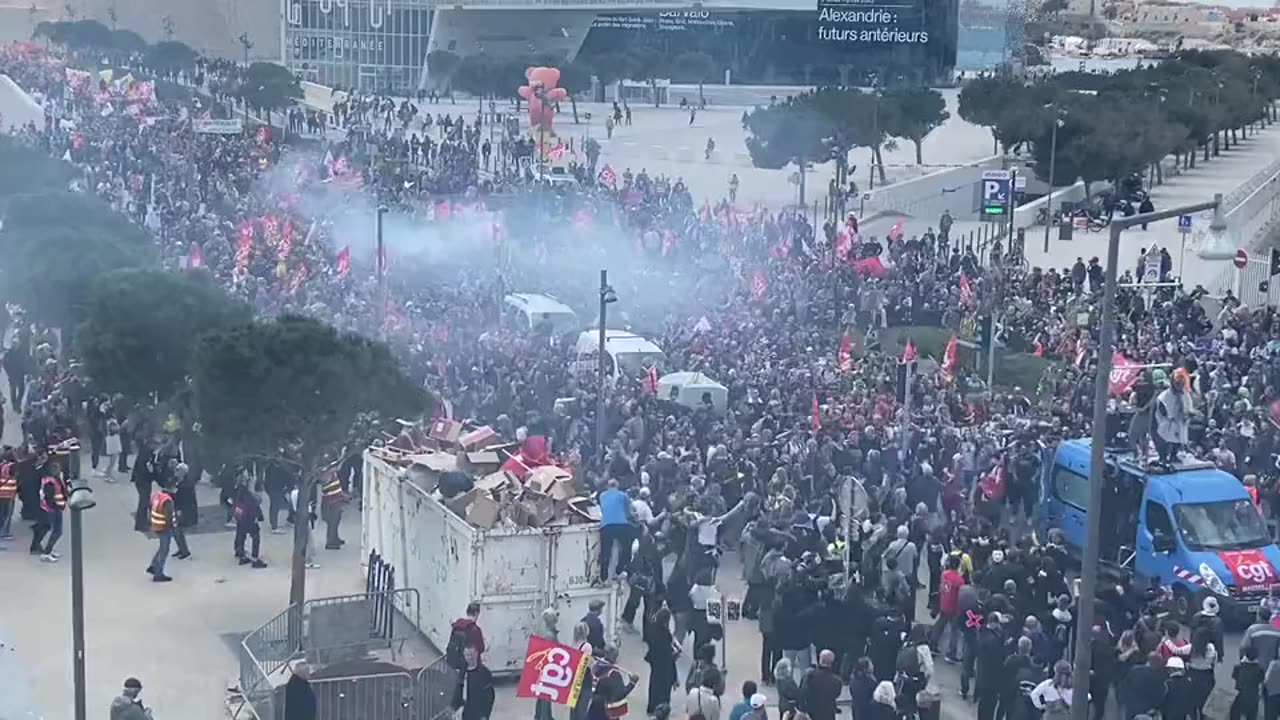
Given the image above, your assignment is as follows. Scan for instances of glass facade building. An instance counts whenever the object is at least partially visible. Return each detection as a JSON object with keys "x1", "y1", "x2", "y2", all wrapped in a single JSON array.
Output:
[{"x1": 285, "y1": 0, "x2": 433, "y2": 92}]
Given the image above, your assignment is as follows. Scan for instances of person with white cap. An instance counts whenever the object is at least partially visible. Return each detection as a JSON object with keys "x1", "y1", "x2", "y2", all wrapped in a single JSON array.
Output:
[{"x1": 745, "y1": 693, "x2": 768, "y2": 720}]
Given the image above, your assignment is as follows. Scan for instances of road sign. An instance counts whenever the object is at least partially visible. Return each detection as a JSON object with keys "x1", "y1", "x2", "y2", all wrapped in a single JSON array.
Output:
[
  {"x1": 1178, "y1": 214, "x2": 1192, "y2": 234},
  {"x1": 980, "y1": 170, "x2": 1011, "y2": 218},
  {"x1": 1235, "y1": 248, "x2": 1249, "y2": 269}
]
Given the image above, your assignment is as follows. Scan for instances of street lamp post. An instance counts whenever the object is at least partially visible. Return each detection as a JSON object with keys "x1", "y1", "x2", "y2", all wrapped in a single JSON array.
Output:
[
  {"x1": 1070, "y1": 193, "x2": 1224, "y2": 720},
  {"x1": 1042, "y1": 111, "x2": 1063, "y2": 254},
  {"x1": 68, "y1": 482, "x2": 96, "y2": 720},
  {"x1": 238, "y1": 33, "x2": 253, "y2": 124},
  {"x1": 595, "y1": 270, "x2": 617, "y2": 466}
]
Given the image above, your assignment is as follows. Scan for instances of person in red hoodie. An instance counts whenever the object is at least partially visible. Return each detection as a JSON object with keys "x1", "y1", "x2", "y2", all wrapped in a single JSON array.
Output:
[
  {"x1": 930, "y1": 555, "x2": 966, "y2": 662},
  {"x1": 447, "y1": 602, "x2": 486, "y2": 669}
]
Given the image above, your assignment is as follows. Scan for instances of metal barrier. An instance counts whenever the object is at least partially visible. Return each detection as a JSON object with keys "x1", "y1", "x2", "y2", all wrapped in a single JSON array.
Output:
[
  {"x1": 236, "y1": 588, "x2": 423, "y2": 720},
  {"x1": 302, "y1": 656, "x2": 456, "y2": 720},
  {"x1": 367, "y1": 550, "x2": 397, "y2": 641}
]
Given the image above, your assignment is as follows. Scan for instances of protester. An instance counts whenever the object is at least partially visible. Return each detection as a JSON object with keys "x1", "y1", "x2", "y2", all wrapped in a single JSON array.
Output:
[
  {"x1": 109, "y1": 677, "x2": 150, "y2": 720},
  {"x1": 451, "y1": 646, "x2": 495, "y2": 720}
]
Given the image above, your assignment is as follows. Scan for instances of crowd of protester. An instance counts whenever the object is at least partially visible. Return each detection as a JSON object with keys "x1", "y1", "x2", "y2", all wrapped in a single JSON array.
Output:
[{"x1": 6, "y1": 40, "x2": 1280, "y2": 720}]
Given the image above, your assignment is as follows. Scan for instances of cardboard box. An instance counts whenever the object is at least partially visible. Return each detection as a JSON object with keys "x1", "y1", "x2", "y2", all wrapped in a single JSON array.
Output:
[
  {"x1": 460, "y1": 450, "x2": 502, "y2": 475},
  {"x1": 428, "y1": 418, "x2": 463, "y2": 444},
  {"x1": 526, "y1": 466, "x2": 576, "y2": 502},
  {"x1": 459, "y1": 426, "x2": 500, "y2": 451},
  {"x1": 474, "y1": 470, "x2": 515, "y2": 494},
  {"x1": 467, "y1": 494, "x2": 503, "y2": 529},
  {"x1": 517, "y1": 489, "x2": 557, "y2": 527},
  {"x1": 443, "y1": 488, "x2": 478, "y2": 518}
]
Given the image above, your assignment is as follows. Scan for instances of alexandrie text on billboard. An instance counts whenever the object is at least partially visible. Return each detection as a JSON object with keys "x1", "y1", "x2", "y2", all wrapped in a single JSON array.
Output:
[
  {"x1": 816, "y1": 0, "x2": 929, "y2": 45},
  {"x1": 515, "y1": 636, "x2": 589, "y2": 706}
]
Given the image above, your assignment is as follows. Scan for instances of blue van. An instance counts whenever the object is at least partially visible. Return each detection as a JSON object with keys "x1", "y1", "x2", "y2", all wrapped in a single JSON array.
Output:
[{"x1": 1042, "y1": 438, "x2": 1280, "y2": 621}]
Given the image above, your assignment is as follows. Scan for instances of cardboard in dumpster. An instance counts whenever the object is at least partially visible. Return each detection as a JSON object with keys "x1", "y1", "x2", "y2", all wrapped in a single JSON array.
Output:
[
  {"x1": 517, "y1": 489, "x2": 558, "y2": 527},
  {"x1": 460, "y1": 450, "x2": 503, "y2": 475},
  {"x1": 567, "y1": 496, "x2": 602, "y2": 523},
  {"x1": 467, "y1": 494, "x2": 502, "y2": 529},
  {"x1": 526, "y1": 466, "x2": 576, "y2": 501},
  {"x1": 474, "y1": 470, "x2": 517, "y2": 494},
  {"x1": 459, "y1": 425, "x2": 501, "y2": 451},
  {"x1": 429, "y1": 418, "x2": 464, "y2": 444},
  {"x1": 443, "y1": 488, "x2": 478, "y2": 518}
]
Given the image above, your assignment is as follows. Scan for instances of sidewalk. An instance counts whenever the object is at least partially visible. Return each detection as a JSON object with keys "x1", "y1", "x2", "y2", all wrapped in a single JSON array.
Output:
[{"x1": 1021, "y1": 127, "x2": 1280, "y2": 283}]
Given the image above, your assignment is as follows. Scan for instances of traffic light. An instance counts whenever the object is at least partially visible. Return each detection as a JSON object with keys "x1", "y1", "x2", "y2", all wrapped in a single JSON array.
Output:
[
  {"x1": 1270, "y1": 247, "x2": 1280, "y2": 277},
  {"x1": 978, "y1": 314, "x2": 994, "y2": 351}
]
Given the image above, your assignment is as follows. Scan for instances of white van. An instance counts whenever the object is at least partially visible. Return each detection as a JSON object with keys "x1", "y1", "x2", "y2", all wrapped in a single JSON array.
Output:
[
  {"x1": 503, "y1": 293, "x2": 580, "y2": 336},
  {"x1": 573, "y1": 329, "x2": 667, "y2": 381}
]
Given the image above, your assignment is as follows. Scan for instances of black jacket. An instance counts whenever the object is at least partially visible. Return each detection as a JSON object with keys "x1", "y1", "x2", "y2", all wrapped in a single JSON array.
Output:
[
  {"x1": 975, "y1": 629, "x2": 1007, "y2": 691},
  {"x1": 800, "y1": 667, "x2": 842, "y2": 720},
  {"x1": 1123, "y1": 665, "x2": 1167, "y2": 716},
  {"x1": 451, "y1": 664, "x2": 495, "y2": 720}
]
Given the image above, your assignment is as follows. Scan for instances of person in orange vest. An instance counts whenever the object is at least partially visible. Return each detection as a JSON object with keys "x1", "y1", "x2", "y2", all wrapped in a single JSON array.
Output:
[
  {"x1": 146, "y1": 481, "x2": 190, "y2": 582},
  {"x1": 320, "y1": 472, "x2": 348, "y2": 550},
  {"x1": 29, "y1": 461, "x2": 67, "y2": 561},
  {"x1": 587, "y1": 646, "x2": 638, "y2": 720},
  {"x1": 0, "y1": 454, "x2": 17, "y2": 540}
]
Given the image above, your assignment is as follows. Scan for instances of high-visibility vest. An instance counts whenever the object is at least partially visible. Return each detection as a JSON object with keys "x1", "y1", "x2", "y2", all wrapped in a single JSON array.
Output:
[
  {"x1": 150, "y1": 491, "x2": 173, "y2": 532},
  {"x1": 605, "y1": 696, "x2": 629, "y2": 718},
  {"x1": 40, "y1": 476, "x2": 66, "y2": 512},
  {"x1": 321, "y1": 475, "x2": 345, "y2": 504},
  {"x1": 827, "y1": 539, "x2": 846, "y2": 558},
  {"x1": 0, "y1": 463, "x2": 15, "y2": 500}
]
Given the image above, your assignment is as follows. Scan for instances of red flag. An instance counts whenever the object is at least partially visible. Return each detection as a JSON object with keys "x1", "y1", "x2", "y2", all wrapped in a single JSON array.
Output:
[
  {"x1": 288, "y1": 263, "x2": 308, "y2": 295},
  {"x1": 901, "y1": 339, "x2": 917, "y2": 364},
  {"x1": 837, "y1": 330, "x2": 853, "y2": 372},
  {"x1": 335, "y1": 245, "x2": 351, "y2": 279},
  {"x1": 572, "y1": 209, "x2": 592, "y2": 234},
  {"x1": 661, "y1": 231, "x2": 676, "y2": 257},
  {"x1": 515, "y1": 635, "x2": 590, "y2": 707},
  {"x1": 1075, "y1": 337, "x2": 1089, "y2": 368},
  {"x1": 186, "y1": 241, "x2": 204, "y2": 270},
  {"x1": 435, "y1": 201, "x2": 452, "y2": 222},
  {"x1": 941, "y1": 334, "x2": 958, "y2": 379},
  {"x1": 811, "y1": 393, "x2": 821, "y2": 431},
  {"x1": 597, "y1": 164, "x2": 617, "y2": 187},
  {"x1": 852, "y1": 257, "x2": 889, "y2": 279},
  {"x1": 643, "y1": 365, "x2": 659, "y2": 394},
  {"x1": 959, "y1": 273, "x2": 974, "y2": 308},
  {"x1": 751, "y1": 268, "x2": 768, "y2": 299},
  {"x1": 835, "y1": 229, "x2": 852, "y2": 265},
  {"x1": 1109, "y1": 352, "x2": 1142, "y2": 396},
  {"x1": 888, "y1": 218, "x2": 905, "y2": 243},
  {"x1": 1033, "y1": 338, "x2": 1044, "y2": 358}
]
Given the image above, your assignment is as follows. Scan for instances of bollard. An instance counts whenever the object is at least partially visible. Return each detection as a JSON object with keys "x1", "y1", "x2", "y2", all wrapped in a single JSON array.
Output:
[{"x1": 968, "y1": 230, "x2": 974, "y2": 246}]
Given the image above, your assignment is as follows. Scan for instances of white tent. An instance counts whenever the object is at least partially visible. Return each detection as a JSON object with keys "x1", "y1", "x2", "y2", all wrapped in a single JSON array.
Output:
[{"x1": 658, "y1": 371, "x2": 728, "y2": 413}]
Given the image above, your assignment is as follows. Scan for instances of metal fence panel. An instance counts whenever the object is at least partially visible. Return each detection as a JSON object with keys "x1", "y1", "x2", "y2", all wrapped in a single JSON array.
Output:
[
  {"x1": 309, "y1": 671, "x2": 416, "y2": 720},
  {"x1": 414, "y1": 657, "x2": 458, "y2": 720}
]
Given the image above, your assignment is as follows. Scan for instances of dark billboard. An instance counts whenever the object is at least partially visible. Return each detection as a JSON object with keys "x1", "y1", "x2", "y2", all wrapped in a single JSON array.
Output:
[{"x1": 579, "y1": 5, "x2": 957, "y2": 86}]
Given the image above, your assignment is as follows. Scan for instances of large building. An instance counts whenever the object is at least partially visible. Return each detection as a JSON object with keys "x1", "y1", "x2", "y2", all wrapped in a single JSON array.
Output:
[
  {"x1": 284, "y1": 0, "x2": 960, "y2": 92},
  {"x1": 39, "y1": 0, "x2": 976, "y2": 93}
]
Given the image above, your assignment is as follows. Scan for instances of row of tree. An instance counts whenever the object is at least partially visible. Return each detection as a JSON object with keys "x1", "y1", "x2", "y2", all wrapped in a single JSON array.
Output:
[
  {"x1": 33, "y1": 19, "x2": 198, "y2": 76},
  {"x1": 0, "y1": 137, "x2": 422, "y2": 606},
  {"x1": 742, "y1": 86, "x2": 951, "y2": 202},
  {"x1": 957, "y1": 50, "x2": 1280, "y2": 188}
]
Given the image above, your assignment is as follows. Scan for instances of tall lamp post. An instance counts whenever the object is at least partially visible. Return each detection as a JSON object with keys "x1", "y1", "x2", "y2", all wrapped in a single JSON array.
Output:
[
  {"x1": 238, "y1": 33, "x2": 253, "y2": 123},
  {"x1": 1070, "y1": 193, "x2": 1224, "y2": 720},
  {"x1": 595, "y1": 270, "x2": 617, "y2": 466},
  {"x1": 68, "y1": 481, "x2": 96, "y2": 720},
  {"x1": 1042, "y1": 107, "x2": 1064, "y2": 254}
]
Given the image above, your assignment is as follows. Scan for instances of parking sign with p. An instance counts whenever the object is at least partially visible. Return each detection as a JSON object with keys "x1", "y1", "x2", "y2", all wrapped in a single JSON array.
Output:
[{"x1": 980, "y1": 170, "x2": 1011, "y2": 218}]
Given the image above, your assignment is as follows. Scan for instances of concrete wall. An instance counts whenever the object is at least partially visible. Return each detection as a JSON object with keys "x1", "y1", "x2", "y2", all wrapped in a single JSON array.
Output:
[
  {"x1": 63, "y1": 0, "x2": 282, "y2": 62},
  {"x1": 0, "y1": 74, "x2": 46, "y2": 132},
  {"x1": 860, "y1": 154, "x2": 1004, "y2": 225}
]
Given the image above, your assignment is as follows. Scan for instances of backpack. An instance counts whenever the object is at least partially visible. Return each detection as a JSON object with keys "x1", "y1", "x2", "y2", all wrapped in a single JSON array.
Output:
[{"x1": 445, "y1": 623, "x2": 469, "y2": 669}]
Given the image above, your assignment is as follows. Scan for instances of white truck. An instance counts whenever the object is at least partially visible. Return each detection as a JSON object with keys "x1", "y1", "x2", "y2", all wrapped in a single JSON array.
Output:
[{"x1": 361, "y1": 451, "x2": 621, "y2": 675}]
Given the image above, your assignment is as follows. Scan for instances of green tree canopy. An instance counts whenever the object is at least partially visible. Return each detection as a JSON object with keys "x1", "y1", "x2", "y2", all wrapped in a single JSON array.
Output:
[
  {"x1": 0, "y1": 190, "x2": 153, "y2": 330},
  {"x1": 237, "y1": 62, "x2": 303, "y2": 119},
  {"x1": 427, "y1": 49, "x2": 462, "y2": 85},
  {"x1": 75, "y1": 268, "x2": 251, "y2": 401},
  {"x1": 146, "y1": 40, "x2": 196, "y2": 74},
  {"x1": 33, "y1": 19, "x2": 112, "y2": 49},
  {"x1": 110, "y1": 28, "x2": 146, "y2": 54},
  {"x1": 879, "y1": 87, "x2": 949, "y2": 164},
  {"x1": 745, "y1": 93, "x2": 836, "y2": 202},
  {"x1": 191, "y1": 315, "x2": 424, "y2": 605},
  {"x1": 0, "y1": 136, "x2": 74, "y2": 201}
]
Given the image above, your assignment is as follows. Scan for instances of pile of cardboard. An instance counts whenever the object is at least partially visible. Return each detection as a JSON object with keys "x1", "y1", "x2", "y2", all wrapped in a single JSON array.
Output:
[{"x1": 369, "y1": 420, "x2": 600, "y2": 530}]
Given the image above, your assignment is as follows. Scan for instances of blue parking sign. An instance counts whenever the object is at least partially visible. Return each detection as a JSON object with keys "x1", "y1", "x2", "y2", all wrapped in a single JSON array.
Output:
[{"x1": 1178, "y1": 214, "x2": 1192, "y2": 234}]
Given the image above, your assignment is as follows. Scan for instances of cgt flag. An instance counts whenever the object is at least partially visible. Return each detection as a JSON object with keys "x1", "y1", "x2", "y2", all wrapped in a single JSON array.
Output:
[{"x1": 516, "y1": 636, "x2": 589, "y2": 706}]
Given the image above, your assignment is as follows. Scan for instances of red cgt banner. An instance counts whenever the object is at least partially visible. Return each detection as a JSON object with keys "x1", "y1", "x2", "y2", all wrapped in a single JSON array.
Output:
[
  {"x1": 1108, "y1": 352, "x2": 1142, "y2": 397},
  {"x1": 516, "y1": 636, "x2": 589, "y2": 706}
]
